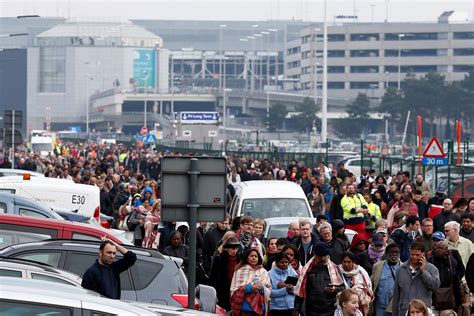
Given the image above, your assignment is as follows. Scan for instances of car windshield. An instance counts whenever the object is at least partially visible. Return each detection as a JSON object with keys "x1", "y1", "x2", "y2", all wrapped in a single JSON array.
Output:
[
  {"x1": 241, "y1": 198, "x2": 310, "y2": 218},
  {"x1": 266, "y1": 224, "x2": 289, "y2": 239}
]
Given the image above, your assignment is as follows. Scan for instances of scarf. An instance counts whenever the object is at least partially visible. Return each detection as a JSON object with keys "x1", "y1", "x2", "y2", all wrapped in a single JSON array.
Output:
[
  {"x1": 230, "y1": 264, "x2": 271, "y2": 316},
  {"x1": 240, "y1": 232, "x2": 252, "y2": 248},
  {"x1": 334, "y1": 306, "x2": 364, "y2": 316},
  {"x1": 339, "y1": 264, "x2": 374, "y2": 314},
  {"x1": 294, "y1": 257, "x2": 343, "y2": 298},
  {"x1": 227, "y1": 255, "x2": 238, "y2": 284},
  {"x1": 368, "y1": 244, "x2": 385, "y2": 261}
]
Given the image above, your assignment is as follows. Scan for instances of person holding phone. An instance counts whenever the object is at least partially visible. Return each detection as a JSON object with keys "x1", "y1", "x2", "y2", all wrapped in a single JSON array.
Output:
[
  {"x1": 392, "y1": 242, "x2": 440, "y2": 316},
  {"x1": 268, "y1": 252, "x2": 298, "y2": 316}
]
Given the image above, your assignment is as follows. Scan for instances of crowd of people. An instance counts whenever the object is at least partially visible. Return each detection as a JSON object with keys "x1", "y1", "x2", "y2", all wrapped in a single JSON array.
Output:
[{"x1": 4, "y1": 142, "x2": 474, "y2": 316}]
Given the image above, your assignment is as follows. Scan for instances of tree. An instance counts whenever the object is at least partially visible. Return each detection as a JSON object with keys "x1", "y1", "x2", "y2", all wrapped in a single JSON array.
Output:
[
  {"x1": 295, "y1": 97, "x2": 320, "y2": 134},
  {"x1": 378, "y1": 87, "x2": 404, "y2": 133},
  {"x1": 268, "y1": 103, "x2": 288, "y2": 131},
  {"x1": 345, "y1": 92, "x2": 371, "y2": 137}
]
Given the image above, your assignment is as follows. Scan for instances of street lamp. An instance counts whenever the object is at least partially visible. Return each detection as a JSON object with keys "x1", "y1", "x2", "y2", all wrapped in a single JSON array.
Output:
[
  {"x1": 84, "y1": 73, "x2": 93, "y2": 137},
  {"x1": 397, "y1": 33, "x2": 405, "y2": 90},
  {"x1": 385, "y1": 71, "x2": 389, "y2": 89},
  {"x1": 260, "y1": 31, "x2": 270, "y2": 89},
  {"x1": 219, "y1": 24, "x2": 227, "y2": 93},
  {"x1": 312, "y1": 28, "x2": 321, "y2": 106},
  {"x1": 142, "y1": 70, "x2": 150, "y2": 129}
]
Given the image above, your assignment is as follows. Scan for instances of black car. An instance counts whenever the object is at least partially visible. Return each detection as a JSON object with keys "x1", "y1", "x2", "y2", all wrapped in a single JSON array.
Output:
[{"x1": 0, "y1": 239, "x2": 218, "y2": 313}]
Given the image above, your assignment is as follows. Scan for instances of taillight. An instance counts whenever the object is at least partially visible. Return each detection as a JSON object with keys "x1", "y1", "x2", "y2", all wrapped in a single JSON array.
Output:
[
  {"x1": 93, "y1": 207, "x2": 100, "y2": 221},
  {"x1": 171, "y1": 294, "x2": 200, "y2": 310},
  {"x1": 100, "y1": 221, "x2": 111, "y2": 229}
]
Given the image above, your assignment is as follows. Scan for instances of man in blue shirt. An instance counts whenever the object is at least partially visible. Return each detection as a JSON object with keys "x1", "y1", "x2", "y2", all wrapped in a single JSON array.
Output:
[{"x1": 371, "y1": 243, "x2": 402, "y2": 316}]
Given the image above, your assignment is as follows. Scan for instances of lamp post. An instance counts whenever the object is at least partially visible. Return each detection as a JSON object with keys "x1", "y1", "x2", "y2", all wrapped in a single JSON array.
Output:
[
  {"x1": 240, "y1": 38, "x2": 249, "y2": 91},
  {"x1": 397, "y1": 33, "x2": 405, "y2": 90},
  {"x1": 321, "y1": 0, "x2": 328, "y2": 142},
  {"x1": 84, "y1": 73, "x2": 93, "y2": 137},
  {"x1": 142, "y1": 70, "x2": 149, "y2": 129},
  {"x1": 254, "y1": 33, "x2": 263, "y2": 91},
  {"x1": 268, "y1": 29, "x2": 278, "y2": 86},
  {"x1": 219, "y1": 24, "x2": 227, "y2": 93},
  {"x1": 385, "y1": 71, "x2": 389, "y2": 89},
  {"x1": 247, "y1": 35, "x2": 256, "y2": 94}
]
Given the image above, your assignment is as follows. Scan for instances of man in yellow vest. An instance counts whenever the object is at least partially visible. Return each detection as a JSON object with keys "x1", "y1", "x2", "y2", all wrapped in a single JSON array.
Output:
[
  {"x1": 341, "y1": 183, "x2": 369, "y2": 238},
  {"x1": 363, "y1": 191, "x2": 382, "y2": 238}
]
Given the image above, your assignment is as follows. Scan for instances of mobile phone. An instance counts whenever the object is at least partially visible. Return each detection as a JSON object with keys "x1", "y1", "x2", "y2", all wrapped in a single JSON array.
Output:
[{"x1": 285, "y1": 276, "x2": 298, "y2": 286}]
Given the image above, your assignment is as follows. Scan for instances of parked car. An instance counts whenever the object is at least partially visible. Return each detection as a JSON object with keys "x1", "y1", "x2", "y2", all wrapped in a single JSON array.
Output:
[
  {"x1": 0, "y1": 192, "x2": 64, "y2": 220},
  {"x1": 0, "y1": 277, "x2": 157, "y2": 316},
  {"x1": 0, "y1": 239, "x2": 219, "y2": 313},
  {"x1": 0, "y1": 213, "x2": 131, "y2": 245},
  {"x1": 341, "y1": 157, "x2": 380, "y2": 178},
  {"x1": 0, "y1": 257, "x2": 82, "y2": 286},
  {"x1": 0, "y1": 229, "x2": 51, "y2": 248},
  {"x1": 0, "y1": 168, "x2": 44, "y2": 178},
  {"x1": 264, "y1": 217, "x2": 357, "y2": 244},
  {"x1": 229, "y1": 181, "x2": 313, "y2": 219}
]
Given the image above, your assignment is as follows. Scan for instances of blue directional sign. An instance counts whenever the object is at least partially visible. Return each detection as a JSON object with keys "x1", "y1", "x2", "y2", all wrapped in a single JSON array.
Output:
[
  {"x1": 179, "y1": 112, "x2": 219, "y2": 124},
  {"x1": 143, "y1": 133, "x2": 157, "y2": 145},
  {"x1": 421, "y1": 157, "x2": 448, "y2": 166}
]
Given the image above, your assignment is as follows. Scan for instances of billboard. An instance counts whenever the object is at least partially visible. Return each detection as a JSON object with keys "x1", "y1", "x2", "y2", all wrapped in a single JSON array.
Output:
[{"x1": 133, "y1": 49, "x2": 156, "y2": 89}]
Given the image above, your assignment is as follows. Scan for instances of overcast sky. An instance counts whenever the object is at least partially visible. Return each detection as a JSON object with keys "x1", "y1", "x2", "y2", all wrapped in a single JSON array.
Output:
[{"x1": 1, "y1": 0, "x2": 473, "y2": 23}]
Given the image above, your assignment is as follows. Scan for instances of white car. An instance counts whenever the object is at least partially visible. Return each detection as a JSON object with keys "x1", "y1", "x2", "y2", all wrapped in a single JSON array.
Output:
[{"x1": 342, "y1": 157, "x2": 379, "y2": 179}]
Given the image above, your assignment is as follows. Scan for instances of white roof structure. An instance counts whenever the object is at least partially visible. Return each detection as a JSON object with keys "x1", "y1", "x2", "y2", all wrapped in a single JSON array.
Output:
[{"x1": 35, "y1": 17, "x2": 163, "y2": 48}]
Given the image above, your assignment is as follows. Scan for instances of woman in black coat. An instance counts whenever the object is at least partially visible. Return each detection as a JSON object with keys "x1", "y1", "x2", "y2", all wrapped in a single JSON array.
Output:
[{"x1": 209, "y1": 236, "x2": 240, "y2": 311}]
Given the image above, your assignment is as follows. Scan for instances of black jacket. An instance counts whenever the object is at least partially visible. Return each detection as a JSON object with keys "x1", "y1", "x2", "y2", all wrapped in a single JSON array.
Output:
[
  {"x1": 330, "y1": 194, "x2": 344, "y2": 221},
  {"x1": 81, "y1": 251, "x2": 137, "y2": 299},
  {"x1": 433, "y1": 211, "x2": 461, "y2": 233},
  {"x1": 202, "y1": 226, "x2": 228, "y2": 272},
  {"x1": 209, "y1": 252, "x2": 239, "y2": 311},
  {"x1": 460, "y1": 227, "x2": 474, "y2": 243},
  {"x1": 292, "y1": 234, "x2": 319, "y2": 266},
  {"x1": 428, "y1": 253, "x2": 465, "y2": 306},
  {"x1": 414, "y1": 200, "x2": 429, "y2": 220},
  {"x1": 325, "y1": 236, "x2": 348, "y2": 265}
]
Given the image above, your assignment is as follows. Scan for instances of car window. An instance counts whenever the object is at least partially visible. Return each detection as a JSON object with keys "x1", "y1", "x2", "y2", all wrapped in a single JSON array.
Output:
[
  {"x1": 131, "y1": 260, "x2": 163, "y2": 290},
  {"x1": 71, "y1": 233, "x2": 102, "y2": 242},
  {"x1": 64, "y1": 252, "x2": 133, "y2": 290},
  {"x1": 0, "y1": 223, "x2": 58, "y2": 238},
  {"x1": 267, "y1": 224, "x2": 288, "y2": 239},
  {"x1": 15, "y1": 252, "x2": 62, "y2": 267},
  {"x1": 0, "y1": 268, "x2": 22, "y2": 277},
  {"x1": 0, "y1": 231, "x2": 15, "y2": 248},
  {"x1": 0, "y1": 202, "x2": 6, "y2": 213},
  {"x1": 241, "y1": 198, "x2": 310, "y2": 218},
  {"x1": 19, "y1": 208, "x2": 49, "y2": 218},
  {"x1": 31, "y1": 273, "x2": 77, "y2": 286},
  {"x1": 0, "y1": 300, "x2": 72, "y2": 315}
]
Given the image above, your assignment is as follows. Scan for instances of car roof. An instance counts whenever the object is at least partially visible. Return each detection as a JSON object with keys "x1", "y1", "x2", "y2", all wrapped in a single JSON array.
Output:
[
  {"x1": 0, "y1": 213, "x2": 130, "y2": 245},
  {"x1": 237, "y1": 180, "x2": 307, "y2": 199},
  {"x1": 0, "y1": 191, "x2": 54, "y2": 212},
  {"x1": 0, "y1": 277, "x2": 155, "y2": 315},
  {"x1": 0, "y1": 257, "x2": 82, "y2": 282},
  {"x1": 0, "y1": 238, "x2": 165, "y2": 259}
]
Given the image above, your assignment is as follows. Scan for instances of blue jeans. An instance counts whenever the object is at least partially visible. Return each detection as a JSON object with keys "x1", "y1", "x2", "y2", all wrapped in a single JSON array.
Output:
[{"x1": 375, "y1": 306, "x2": 392, "y2": 316}]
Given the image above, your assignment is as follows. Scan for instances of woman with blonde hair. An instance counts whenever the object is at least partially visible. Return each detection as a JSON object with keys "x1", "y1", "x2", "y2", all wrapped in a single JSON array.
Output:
[
  {"x1": 334, "y1": 288, "x2": 363, "y2": 316},
  {"x1": 406, "y1": 299, "x2": 434, "y2": 316},
  {"x1": 215, "y1": 231, "x2": 237, "y2": 254}
]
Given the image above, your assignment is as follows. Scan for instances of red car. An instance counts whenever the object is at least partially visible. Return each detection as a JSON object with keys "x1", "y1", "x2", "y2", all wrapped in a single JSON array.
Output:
[{"x1": 0, "y1": 214, "x2": 131, "y2": 245}]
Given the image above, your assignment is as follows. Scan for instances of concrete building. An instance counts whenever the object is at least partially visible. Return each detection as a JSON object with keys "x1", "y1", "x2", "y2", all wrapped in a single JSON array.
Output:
[
  {"x1": 25, "y1": 17, "x2": 164, "y2": 131},
  {"x1": 284, "y1": 12, "x2": 474, "y2": 101}
]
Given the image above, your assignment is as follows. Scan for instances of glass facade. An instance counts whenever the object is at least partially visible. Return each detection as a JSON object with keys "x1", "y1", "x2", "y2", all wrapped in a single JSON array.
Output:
[
  {"x1": 350, "y1": 82, "x2": 379, "y2": 89},
  {"x1": 39, "y1": 47, "x2": 66, "y2": 93},
  {"x1": 350, "y1": 66, "x2": 379, "y2": 73},
  {"x1": 385, "y1": 49, "x2": 438, "y2": 57},
  {"x1": 327, "y1": 66, "x2": 345, "y2": 73},
  {"x1": 350, "y1": 33, "x2": 380, "y2": 41},
  {"x1": 453, "y1": 48, "x2": 474, "y2": 56},
  {"x1": 453, "y1": 32, "x2": 474, "y2": 40},
  {"x1": 384, "y1": 65, "x2": 437, "y2": 73},
  {"x1": 327, "y1": 82, "x2": 345, "y2": 89},
  {"x1": 384, "y1": 32, "x2": 438, "y2": 41},
  {"x1": 453, "y1": 65, "x2": 474, "y2": 72}
]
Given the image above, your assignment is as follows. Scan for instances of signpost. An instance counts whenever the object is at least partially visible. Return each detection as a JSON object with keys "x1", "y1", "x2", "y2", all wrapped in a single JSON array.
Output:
[
  {"x1": 421, "y1": 136, "x2": 448, "y2": 166},
  {"x1": 179, "y1": 112, "x2": 219, "y2": 124},
  {"x1": 160, "y1": 157, "x2": 226, "y2": 310}
]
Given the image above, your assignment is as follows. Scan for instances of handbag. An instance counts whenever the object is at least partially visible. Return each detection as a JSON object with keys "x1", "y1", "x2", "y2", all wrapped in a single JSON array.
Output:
[
  {"x1": 432, "y1": 257, "x2": 455, "y2": 311},
  {"x1": 126, "y1": 213, "x2": 138, "y2": 231}
]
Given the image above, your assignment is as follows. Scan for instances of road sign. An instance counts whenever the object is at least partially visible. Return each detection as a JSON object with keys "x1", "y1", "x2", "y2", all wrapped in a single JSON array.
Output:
[
  {"x1": 421, "y1": 157, "x2": 448, "y2": 166},
  {"x1": 160, "y1": 157, "x2": 227, "y2": 222},
  {"x1": 142, "y1": 133, "x2": 157, "y2": 145},
  {"x1": 179, "y1": 112, "x2": 218, "y2": 124},
  {"x1": 422, "y1": 136, "x2": 446, "y2": 158}
]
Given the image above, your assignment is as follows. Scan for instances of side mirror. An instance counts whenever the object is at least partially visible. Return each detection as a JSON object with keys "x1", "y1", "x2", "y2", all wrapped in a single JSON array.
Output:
[{"x1": 195, "y1": 284, "x2": 217, "y2": 313}]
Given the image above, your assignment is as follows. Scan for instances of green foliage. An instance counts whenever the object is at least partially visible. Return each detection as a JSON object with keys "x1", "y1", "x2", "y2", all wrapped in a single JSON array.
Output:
[
  {"x1": 268, "y1": 103, "x2": 288, "y2": 131},
  {"x1": 295, "y1": 97, "x2": 320, "y2": 133},
  {"x1": 345, "y1": 92, "x2": 371, "y2": 137}
]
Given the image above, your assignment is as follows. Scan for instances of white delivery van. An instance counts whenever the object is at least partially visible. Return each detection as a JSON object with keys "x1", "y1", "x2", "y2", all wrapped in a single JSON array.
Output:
[
  {"x1": 229, "y1": 180, "x2": 313, "y2": 220},
  {"x1": 0, "y1": 176, "x2": 100, "y2": 220}
]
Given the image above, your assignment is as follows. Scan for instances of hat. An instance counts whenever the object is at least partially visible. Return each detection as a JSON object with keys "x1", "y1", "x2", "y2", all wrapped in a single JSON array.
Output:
[
  {"x1": 331, "y1": 219, "x2": 345, "y2": 232},
  {"x1": 375, "y1": 228, "x2": 388, "y2": 235},
  {"x1": 314, "y1": 242, "x2": 330, "y2": 256},
  {"x1": 372, "y1": 232, "x2": 385, "y2": 246},
  {"x1": 432, "y1": 231, "x2": 445, "y2": 241}
]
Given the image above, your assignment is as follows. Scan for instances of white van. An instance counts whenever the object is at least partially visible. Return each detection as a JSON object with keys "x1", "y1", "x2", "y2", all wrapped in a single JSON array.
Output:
[
  {"x1": 0, "y1": 176, "x2": 100, "y2": 220},
  {"x1": 229, "y1": 180, "x2": 313, "y2": 219}
]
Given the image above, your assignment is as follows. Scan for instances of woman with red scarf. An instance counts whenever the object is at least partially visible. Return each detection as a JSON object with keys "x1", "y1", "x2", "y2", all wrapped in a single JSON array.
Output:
[{"x1": 230, "y1": 248, "x2": 271, "y2": 316}]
